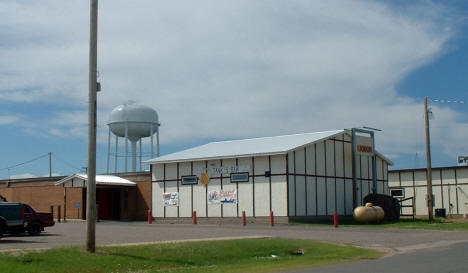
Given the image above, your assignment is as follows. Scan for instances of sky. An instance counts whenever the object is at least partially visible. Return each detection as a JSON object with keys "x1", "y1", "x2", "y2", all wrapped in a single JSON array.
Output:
[{"x1": 0, "y1": 0, "x2": 467, "y2": 179}]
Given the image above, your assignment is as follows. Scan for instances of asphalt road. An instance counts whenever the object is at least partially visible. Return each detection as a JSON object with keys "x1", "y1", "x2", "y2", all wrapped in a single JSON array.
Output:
[
  {"x1": 1, "y1": 221, "x2": 467, "y2": 272},
  {"x1": 288, "y1": 241, "x2": 468, "y2": 273}
]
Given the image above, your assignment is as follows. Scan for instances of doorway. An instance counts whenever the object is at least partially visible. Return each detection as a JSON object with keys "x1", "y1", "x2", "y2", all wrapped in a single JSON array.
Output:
[{"x1": 97, "y1": 188, "x2": 121, "y2": 220}]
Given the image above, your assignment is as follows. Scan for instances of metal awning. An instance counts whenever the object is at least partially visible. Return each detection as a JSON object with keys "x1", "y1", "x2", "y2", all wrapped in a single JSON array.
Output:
[{"x1": 55, "y1": 173, "x2": 136, "y2": 188}]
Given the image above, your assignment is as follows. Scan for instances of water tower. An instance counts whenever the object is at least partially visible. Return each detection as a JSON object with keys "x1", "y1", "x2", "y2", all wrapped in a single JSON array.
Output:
[{"x1": 106, "y1": 101, "x2": 160, "y2": 173}]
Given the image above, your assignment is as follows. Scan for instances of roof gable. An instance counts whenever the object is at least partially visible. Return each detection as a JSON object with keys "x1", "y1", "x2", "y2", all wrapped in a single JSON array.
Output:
[{"x1": 55, "y1": 174, "x2": 136, "y2": 187}]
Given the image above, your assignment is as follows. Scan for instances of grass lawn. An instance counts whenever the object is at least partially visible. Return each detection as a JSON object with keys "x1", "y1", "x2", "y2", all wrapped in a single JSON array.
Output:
[
  {"x1": 292, "y1": 217, "x2": 468, "y2": 231},
  {"x1": 0, "y1": 238, "x2": 381, "y2": 273}
]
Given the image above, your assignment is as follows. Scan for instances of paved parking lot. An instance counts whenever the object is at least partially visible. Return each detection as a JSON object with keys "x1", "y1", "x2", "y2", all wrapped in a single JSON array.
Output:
[{"x1": 1, "y1": 221, "x2": 467, "y2": 254}]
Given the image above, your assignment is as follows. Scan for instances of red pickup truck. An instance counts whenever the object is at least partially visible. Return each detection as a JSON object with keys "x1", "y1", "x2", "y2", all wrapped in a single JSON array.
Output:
[{"x1": 9, "y1": 203, "x2": 55, "y2": 236}]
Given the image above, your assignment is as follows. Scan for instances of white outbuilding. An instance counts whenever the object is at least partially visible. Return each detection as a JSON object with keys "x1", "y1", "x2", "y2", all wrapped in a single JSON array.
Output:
[
  {"x1": 388, "y1": 166, "x2": 468, "y2": 217},
  {"x1": 146, "y1": 129, "x2": 392, "y2": 221}
]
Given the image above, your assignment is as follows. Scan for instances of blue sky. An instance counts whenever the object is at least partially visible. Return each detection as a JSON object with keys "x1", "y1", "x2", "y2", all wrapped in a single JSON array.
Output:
[{"x1": 0, "y1": 0, "x2": 467, "y2": 179}]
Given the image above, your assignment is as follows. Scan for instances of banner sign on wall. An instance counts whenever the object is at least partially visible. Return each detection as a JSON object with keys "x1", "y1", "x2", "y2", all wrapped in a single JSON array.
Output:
[
  {"x1": 207, "y1": 190, "x2": 237, "y2": 204},
  {"x1": 196, "y1": 165, "x2": 250, "y2": 176},
  {"x1": 163, "y1": 192, "x2": 179, "y2": 206}
]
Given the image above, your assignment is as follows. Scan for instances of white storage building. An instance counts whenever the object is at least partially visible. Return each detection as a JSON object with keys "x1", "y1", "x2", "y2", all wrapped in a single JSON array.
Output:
[
  {"x1": 388, "y1": 166, "x2": 468, "y2": 217},
  {"x1": 146, "y1": 129, "x2": 392, "y2": 221}
]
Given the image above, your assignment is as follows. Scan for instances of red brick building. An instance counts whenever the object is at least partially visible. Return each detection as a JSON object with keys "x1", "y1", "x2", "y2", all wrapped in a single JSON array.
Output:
[{"x1": 0, "y1": 172, "x2": 151, "y2": 221}]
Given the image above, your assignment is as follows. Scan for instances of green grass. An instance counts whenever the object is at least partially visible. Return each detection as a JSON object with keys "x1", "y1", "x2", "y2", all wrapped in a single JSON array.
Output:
[
  {"x1": 291, "y1": 217, "x2": 468, "y2": 231},
  {"x1": 0, "y1": 238, "x2": 381, "y2": 273}
]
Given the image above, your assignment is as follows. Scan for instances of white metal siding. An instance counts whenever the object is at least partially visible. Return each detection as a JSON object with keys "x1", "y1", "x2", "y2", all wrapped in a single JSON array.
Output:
[
  {"x1": 178, "y1": 162, "x2": 192, "y2": 217},
  {"x1": 254, "y1": 156, "x2": 270, "y2": 216},
  {"x1": 192, "y1": 161, "x2": 207, "y2": 217},
  {"x1": 305, "y1": 145, "x2": 317, "y2": 216},
  {"x1": 238, "y1": 157, "x2": 254, "y2": 216},
  {"x1": 152, "y1": 181, "x2": 164, "y2": 217},
  {"x1": 315, "y1": 142, "x2": 326, "y2": 215},
  {"x1": 206, "y1": 160, "x2": 221, "y2": 217},
  {"x1": 295, "y1": 149, "x2": 306, "y2": 216},
  {"x1": 457, "y1": 169, "x2": 468, "y2": 215},
  {"x1": 151, "y1": 132, "x2": 390, "y2": 219},
  {"x1": 389, "y1": 167, "x2": 468, "y2": 216},
  {"x1": 221, "y1": 158, "x2": 237, "y2": 217},
  {"x1": 344, "y1": 137, "x2": 353, "y2": 215},
  {"x1": 271, "y1": 155, "x2": 287, "y2": 216}
]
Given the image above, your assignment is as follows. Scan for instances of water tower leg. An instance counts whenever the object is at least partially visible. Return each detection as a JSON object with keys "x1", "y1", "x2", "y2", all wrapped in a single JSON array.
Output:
[
  {"x1": 114, "y1": 135, "x2": 118, "y2": 173},
  {"x1": 131, "y1": 140, "x2": 137, "y2": 172},
  {"x1": 157, "y1": 127, "x2": 160, "y2": 157},
  {"x1": 106, "y1": 129, "x2": 111, "y2": 174},
  {"x1": 150, "y1": 125, "x2": 154, "y2": 159},
  {"x1": 125, "y1": 124, "x2": 128, "y2": 173},
  {"x1": 139, "y1": 139, "x2": 142, "y2": 172}
]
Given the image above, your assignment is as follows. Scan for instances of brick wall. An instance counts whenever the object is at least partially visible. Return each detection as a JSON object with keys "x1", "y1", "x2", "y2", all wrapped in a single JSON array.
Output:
[
  {"x1": 118, "y1": 172, "x2": 152, "y2": 220},
  {"x1": 0, "y1": 172, "x2": 152, "y2": 220}
]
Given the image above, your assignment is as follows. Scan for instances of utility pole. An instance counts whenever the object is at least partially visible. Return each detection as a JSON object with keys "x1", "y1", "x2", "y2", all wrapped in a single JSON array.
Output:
[
  {"x1": 86, "y1": 0, "x2": 98, "y2": 253},
  {"x1": 424, "y1": 97, "x2": 434, "y2": 222},
  {"x1": 49, "y1": 152, "x2": 52, "y2": 177}
]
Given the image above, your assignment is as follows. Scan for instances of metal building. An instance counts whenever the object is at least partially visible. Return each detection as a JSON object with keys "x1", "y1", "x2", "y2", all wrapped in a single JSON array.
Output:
[
  {"x1": 146, "y1": 129, "x2": 392, "y2": 221},
  {"x1": 389, "y1": 166, "x2": 468, "y2": 217}
]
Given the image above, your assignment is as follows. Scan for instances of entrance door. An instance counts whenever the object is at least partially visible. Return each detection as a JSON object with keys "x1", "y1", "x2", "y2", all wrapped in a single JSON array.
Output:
[
  {"x1": 97, "y1": 188, "x2": 121, "y2": 220},
  {"x1": 97, "y1": 188, "x2": 112, "y2": 220},
  {"x1": 112, "y1": 189, "x2": 121, "y2": 219}
]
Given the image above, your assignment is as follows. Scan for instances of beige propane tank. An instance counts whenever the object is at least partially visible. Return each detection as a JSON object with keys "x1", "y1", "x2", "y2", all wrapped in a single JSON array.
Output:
[{"x1": 353, "y1": 203, "x2": 385, "y2": 223}]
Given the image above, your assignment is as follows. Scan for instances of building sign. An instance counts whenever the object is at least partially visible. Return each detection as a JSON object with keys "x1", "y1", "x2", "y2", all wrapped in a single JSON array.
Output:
[
  {"x1": 201, "y1": 173, "x2": 210, "y2": 186},
  {"x1": 458, "y1": 155, "x2": 468, "y2": 166},
  {"x1": 163, "y1": 192, "x2": 179, "y2": 206},
  {"x1": 355, "y1": 136, "x2": 374, "y2": 156},
  {"x1": 207, "y1": 190, "x2": 237, "y2": 204},
  {"x1": 196, "y1": 165, "x2": 250, "y2": 176}
]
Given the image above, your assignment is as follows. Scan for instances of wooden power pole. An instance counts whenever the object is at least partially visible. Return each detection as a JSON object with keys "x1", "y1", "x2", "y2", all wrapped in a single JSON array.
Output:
[
  {"x1": 86, "y1": 0, "x2": 98, "y2": 253},
  {"x1": 424, "y1": 97, "x2": 434, "y2": 222}
]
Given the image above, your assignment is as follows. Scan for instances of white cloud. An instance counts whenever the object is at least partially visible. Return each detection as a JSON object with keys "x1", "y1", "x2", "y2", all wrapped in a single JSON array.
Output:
[
  {"x1": 41, "y1": 172, "x2": 62, "y2": 177},
  {"x1": 0, "y1": 115, "x2": 19, "y2": 125},
  {"x1": 49, "y1": 128, "x2": 67, "y2": 137},
  {"x1": 0, "y1": 1, "x2": 466, "y2": 166},
  {"x1": 10, "y1": 173, "x2": 37, "y2": 179}
]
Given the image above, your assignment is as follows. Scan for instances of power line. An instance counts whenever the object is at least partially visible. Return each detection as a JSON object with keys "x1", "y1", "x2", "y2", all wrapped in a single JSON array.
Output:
[
  {"x1": 52, "y1": 153, "x2": 82, "y2": 172},
  {"x1": 0, "y1": 153, "x2": 50, "y2": 172},
  {"x1": 430, "y1": 98, "x2": 468, "y2": 104}
]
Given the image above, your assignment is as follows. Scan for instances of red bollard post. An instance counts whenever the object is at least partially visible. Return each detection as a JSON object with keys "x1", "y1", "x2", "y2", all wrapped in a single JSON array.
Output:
[
  {"x1": 148, "y1": 210, "x2": 152, "y2": 224},
  {"x1": 193, "y1": 211, "x2": 197, "y2": 225},
  {"x1": 333, "y1": 211, "x2": 338, "y2": 228},
  {"x1": 242, "y1": 211, "x2": 246, "y2": 226},
  {"x1": 270, "y1": 211, "x2": 274, "y2": 227}
]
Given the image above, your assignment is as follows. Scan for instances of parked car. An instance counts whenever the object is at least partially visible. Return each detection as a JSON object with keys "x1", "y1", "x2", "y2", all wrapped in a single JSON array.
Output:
[
  {"x1": 14, "y1": 204, "x2": 55, "y2": 236},
  {"x1": 0, "y1": 202, "x2": 25, "y2": 238}
]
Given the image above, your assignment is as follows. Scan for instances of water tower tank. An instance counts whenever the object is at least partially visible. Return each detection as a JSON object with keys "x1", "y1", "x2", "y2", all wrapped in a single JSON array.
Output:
[
  {"x1": 108, "y1": 102, "x2": 159, "y2": 141},
  {"x1": 107, "y1": 101, "x2": 160, "y2": 173}
]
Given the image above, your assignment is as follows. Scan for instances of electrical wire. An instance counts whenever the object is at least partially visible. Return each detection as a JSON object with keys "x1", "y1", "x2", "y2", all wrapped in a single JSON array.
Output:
[
  {"x1": 430, "y1": 98, "x2": 468, "y2": 104},
  {"x1": 0, "y1": 153, "x2": 50, "y2": 172},
  {"x1": 51, "y1": 153, "x2": 83, "y2": 172}
]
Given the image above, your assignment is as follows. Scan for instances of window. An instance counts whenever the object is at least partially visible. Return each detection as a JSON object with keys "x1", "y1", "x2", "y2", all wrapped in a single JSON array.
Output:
[
  {"x1": 23, "y1": 204, "x2": 34, "y2": 214},
  {"x1": 390, "y1": 188, "x2": 404, "y2": 198},
  {"x1": 181, "y1": 175, "x2": 199, "y2": 185},
  {"x1": 230, "y1": 172, "x2": 249, "y2": 183}
]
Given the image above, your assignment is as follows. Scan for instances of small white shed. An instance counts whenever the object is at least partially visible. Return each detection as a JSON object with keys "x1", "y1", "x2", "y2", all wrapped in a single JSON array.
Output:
[{"x1": 146, "y1": 129, "x2": 392, "y2": 221}]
